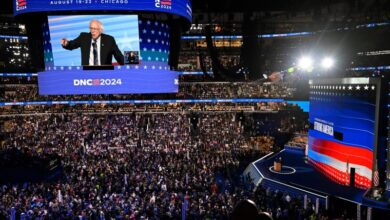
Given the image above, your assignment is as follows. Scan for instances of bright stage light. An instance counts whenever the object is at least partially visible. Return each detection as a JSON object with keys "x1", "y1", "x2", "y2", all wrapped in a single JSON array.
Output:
[
  {"x1": 321, "y1": 57, "x2": 334, "y2": 69},
  {"x1": 298, "y1": 57, "x2": 313, "y2": 71}
]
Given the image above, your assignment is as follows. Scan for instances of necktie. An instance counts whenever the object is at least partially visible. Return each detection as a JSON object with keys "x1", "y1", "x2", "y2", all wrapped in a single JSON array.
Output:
[{"x1": 92, "y1": 40, "x2": 98, "y2": 65}]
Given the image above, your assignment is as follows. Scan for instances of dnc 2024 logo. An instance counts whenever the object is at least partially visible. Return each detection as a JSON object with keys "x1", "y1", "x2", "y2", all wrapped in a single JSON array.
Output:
[
  {"x1": 155, "y1": 0, "x2": 172, "y2": 10},
  {"x1": 16, "y1": 0, "x2": 27, "y2": 11}
]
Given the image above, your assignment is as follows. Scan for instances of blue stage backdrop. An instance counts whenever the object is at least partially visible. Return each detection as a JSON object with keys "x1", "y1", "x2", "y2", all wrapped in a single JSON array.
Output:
[{"x1": 308, "y1": 78, "x2": 378, "y2": 189}]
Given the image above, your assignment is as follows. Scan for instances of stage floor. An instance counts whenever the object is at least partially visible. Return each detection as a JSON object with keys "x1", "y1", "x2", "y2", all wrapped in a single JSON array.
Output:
[{"x1": 254, "y1": 149, "x2": 366, "y2": 203}]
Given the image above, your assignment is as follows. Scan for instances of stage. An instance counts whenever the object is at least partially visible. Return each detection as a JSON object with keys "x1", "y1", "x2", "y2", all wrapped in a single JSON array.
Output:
[{"x1": 250, "y1": 149, "x2": 366, "y2": 204}]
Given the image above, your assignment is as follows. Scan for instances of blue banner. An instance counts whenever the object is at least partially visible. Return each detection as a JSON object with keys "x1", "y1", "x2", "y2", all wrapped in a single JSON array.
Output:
[
  {"x1": 0, "y1": 35, "x2": 27, "y2": 39},
  {"x1": 0, "y1": 73, "x2": 37, "y2": 77},
  {"x1": 38, "y1": 69, "x2": 179, "y2": 95},
  {"x1": 13, "y1": 0, "x2": 192, "y2": 23},
  {"x1": 0, "y1": 98, "x2": 287, "y2": 107}
]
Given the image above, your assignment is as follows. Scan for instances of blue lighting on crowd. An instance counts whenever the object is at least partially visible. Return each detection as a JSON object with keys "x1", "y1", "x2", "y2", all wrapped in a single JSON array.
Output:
[{"x1": 0, "y1": 35, "x2": 28, "y2": 39}]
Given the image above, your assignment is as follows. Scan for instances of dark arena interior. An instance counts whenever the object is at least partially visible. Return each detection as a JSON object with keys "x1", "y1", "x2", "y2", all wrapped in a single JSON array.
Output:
[{"x1": 1, "y1": 0, "x2": 390, "y2": 219}]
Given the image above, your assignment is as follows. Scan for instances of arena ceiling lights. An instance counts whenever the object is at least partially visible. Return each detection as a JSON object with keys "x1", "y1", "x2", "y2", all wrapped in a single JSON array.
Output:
[{"x1": 298, "y1": 56, "x2": 335, "y2": 72}]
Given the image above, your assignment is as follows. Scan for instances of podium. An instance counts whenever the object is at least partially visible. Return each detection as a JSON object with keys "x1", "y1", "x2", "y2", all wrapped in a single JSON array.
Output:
[{"x1": 274, "y1": 161, "x2": 282, "y2": 172}]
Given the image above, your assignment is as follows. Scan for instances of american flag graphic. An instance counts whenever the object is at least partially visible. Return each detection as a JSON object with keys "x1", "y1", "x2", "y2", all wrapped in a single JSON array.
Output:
[
  {"x1": 17, "y1": 0, "x2": 27, "y2": 7},
  {"x1": 373, "y1": 159, "x2": 379, "y2": 187},
  {"x1": 373, "y1": 169, "x2": 379, "y2": 187},
  {"x1": 161, "y1": 0, "x2": 172, "y2": 6}
]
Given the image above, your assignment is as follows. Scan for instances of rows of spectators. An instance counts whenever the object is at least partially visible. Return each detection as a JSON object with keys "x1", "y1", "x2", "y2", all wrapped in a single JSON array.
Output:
[
  {"x1": 248, "y1": 136, "x2": 275, "y2": 153},
  {"x1": 1, "y1": 76, "x2": 37, "y2": 84},
  {"x1": 177, "y1": 54, "x2": 240, "y2": 72},
  {"x1": 0, "y1": 112, "x2": 333, "y2": 219},
  {"x1": 2, "y1": 81, "x2": 295, "y2": 102},
  {"x1": 0, "y1": 102, "x2": 303, "y2": 116},
  {"x1": 285, "y1": 133, "x2": 308, "y2": 150},
  {"x1": 179, "y1": 82, "x2": 294, "y2": 99}
]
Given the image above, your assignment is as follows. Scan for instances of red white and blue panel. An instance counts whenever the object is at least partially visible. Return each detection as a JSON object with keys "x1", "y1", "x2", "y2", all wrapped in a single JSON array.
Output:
[{"x1": 308, "y1": 83, "x2": 376, "y2": 189}]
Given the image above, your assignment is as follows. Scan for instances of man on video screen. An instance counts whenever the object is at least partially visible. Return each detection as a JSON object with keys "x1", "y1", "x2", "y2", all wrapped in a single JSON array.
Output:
[{"x1": 61, "y1": 19, "x2": 124, "y2": 66}]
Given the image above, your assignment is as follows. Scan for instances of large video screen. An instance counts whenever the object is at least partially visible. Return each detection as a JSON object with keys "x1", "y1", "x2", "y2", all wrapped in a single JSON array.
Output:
[
  {"x1": 39, "y1": 16, "x2": 178, "y2": 95},
  {"x1": 308, "y1": 80, "x2": 376, "y2": 189},
  {"x1": 47, "y1": 15, "x2": 140, "y2": 66}
]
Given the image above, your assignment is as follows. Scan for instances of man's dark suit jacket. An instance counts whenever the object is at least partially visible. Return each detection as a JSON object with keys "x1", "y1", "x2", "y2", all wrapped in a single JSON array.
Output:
[{"x1": 62, "y1": 32, "x2": 124, "y2": 65}]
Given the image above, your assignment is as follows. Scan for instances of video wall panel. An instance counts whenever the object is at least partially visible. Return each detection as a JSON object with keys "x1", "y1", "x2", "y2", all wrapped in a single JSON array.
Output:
[{"x1": 308, "y1": 79, "x2": 378, "y2": 189}]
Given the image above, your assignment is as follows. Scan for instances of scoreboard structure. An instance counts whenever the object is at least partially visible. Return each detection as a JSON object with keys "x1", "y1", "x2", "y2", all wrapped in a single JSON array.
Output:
[
  {"x1": 13, "y1": 0, "x2": 192, "y2": 95},
  {"x1": 308, "y1": 78, "x2": 389, "y2": 191}
]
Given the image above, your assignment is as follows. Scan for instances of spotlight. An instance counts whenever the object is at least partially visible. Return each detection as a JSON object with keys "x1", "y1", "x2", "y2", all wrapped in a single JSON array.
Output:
[
  {"x1": 321, "y1": 57, "x2": 334, "y2": 69},
  {"x1": 298, "y1": 57, "x2": 313, "y2": 71}
]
